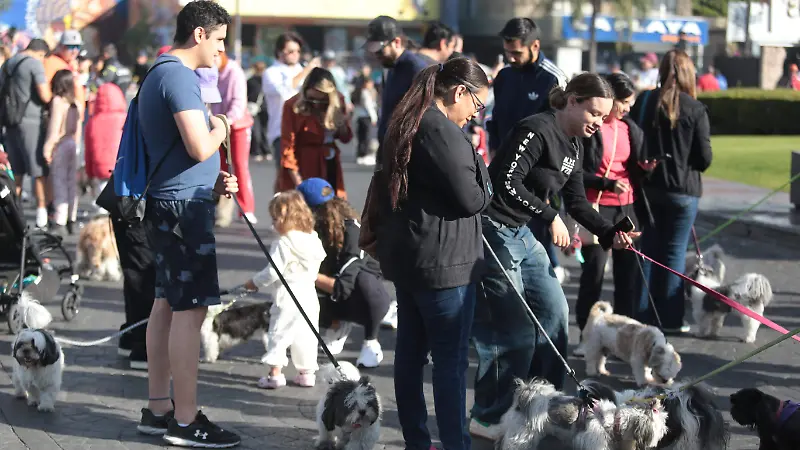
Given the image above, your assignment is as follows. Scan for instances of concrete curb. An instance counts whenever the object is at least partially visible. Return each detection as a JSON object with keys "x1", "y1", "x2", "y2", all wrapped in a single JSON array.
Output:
[{"x1": 695, "y1": 209, "x2": 800, "y2": 251}]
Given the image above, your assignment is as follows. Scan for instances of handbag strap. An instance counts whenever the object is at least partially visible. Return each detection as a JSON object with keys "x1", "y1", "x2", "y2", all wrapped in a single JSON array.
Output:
[{"x1": 595, "y1": 120, "x2": 618, "y2": 206}]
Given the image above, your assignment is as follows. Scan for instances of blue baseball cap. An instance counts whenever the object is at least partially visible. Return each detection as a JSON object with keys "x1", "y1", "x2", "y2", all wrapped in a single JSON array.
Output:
[
  {"x1": 297, "y1": 178, "x2": 335, "y2": 207},
  {"x1": 195, "y1": 66, "x2": 221, "y2": 104}
]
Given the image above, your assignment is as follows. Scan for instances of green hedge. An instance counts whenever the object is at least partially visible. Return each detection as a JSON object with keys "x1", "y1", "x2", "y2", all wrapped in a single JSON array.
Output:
[{"x1": 697, "y1": 88, "x2": 800, "y2": 135}]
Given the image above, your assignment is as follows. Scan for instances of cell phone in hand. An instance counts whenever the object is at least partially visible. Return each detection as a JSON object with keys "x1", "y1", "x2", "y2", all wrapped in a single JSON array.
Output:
[
  {"x1": 612, "y1": 216, "x2": 635, "y2": 234},
  {"x1": 649, "y1": 153, "x2": 670, "y2": 162}
]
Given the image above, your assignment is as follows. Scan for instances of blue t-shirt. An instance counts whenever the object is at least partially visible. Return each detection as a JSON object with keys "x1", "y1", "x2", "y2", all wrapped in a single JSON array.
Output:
[{"x1": 138, "y1": 55, "x2": 220, "y2": 201}]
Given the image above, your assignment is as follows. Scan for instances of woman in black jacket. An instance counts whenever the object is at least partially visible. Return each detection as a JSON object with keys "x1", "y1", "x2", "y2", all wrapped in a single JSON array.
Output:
[
  {"x1": 629, "y1": 49, "x2": 712, "y2": 333},
  {"x1": 573, "y1": 73, "x2": 656, "y2": 353},
  {"x1": 364, "y1": 57, "x2": 492, "y2": 450},
  {"x1": 469, "y1": 73, "x2": 640, "y2": 441},
  {"x1": 296, "y1": 178, "x2": 391, "y2": 369}
]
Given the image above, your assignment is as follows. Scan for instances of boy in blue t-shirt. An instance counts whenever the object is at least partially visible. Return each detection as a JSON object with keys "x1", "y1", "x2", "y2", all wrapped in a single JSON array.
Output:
[{"x1": 135, "y1": 1, "x2": 240, "y2": 447}]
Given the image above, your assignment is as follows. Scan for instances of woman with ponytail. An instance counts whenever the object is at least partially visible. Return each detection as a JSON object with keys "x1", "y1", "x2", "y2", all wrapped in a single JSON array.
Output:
[
  {"x1": 629, "y1": 49, "x2": 712, "y2": 333},
  {"x1": 469, "y1": 73, "x2": 641, "y2": 441},
  {"x1": 365, "y1": 57, "x2": 492, "y2": 450}
]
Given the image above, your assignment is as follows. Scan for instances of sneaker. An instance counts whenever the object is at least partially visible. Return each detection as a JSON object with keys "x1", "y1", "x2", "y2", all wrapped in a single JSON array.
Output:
[
  {"x1": 554, "y1": 266, "x2": 569, "y2": 284},
  {"x1": 356, "y1": 339, "x2": 383, "y2": 368},
  {"x1": 322, "y1": 322, "x2": 353, "y2": 355},
  {"x1": 663, "y1": 323, "x2": 691, "y2": 335},
  {"x1": 293, "y1": 372, "x2": 315, "y2": 387},
  {"x1": 118, "y1": 328, "x2": 133, "y2": 357},
  {"x1": 381, "y1": 301, "x2": 398, "y2": 329},
  {"x1": 137, "y1": 407, "x2": 174, "y2": 435},
  {"x1": 257, "y1": 374, "x2": 286, "y2": 389},
  {"x1": 469, "y1": 418, "x2": 504, "y2": 441},
  {"x1": 242, "y1": 212, "x2": 258, "y2": 224},
  {"x1": 572, "y1": 342, "x2": 586, "y2": 357},
  {"x1": 163, "y1": 411, "x2": 240, "y2": 448},
  {"x1": 129, "y1": 345, "x2": 148, "y2": 371}
]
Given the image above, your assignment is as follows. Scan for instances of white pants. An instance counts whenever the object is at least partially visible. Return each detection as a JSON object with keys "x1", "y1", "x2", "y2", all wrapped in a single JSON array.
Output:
[
  {"x1": 263, "y1": 283, "x2": 320, "y2": 372},
  {"x1": 51, "y1": 138, "x2": 77, "y2": 225}
]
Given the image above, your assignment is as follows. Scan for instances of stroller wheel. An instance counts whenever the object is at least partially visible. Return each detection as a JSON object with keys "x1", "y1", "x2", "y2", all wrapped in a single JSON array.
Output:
[
  {"x1": 61, "y1": 289, "x2": 80, "y2": 321},
  {"x1": 7, "y1": 302, "x2": 23, "y2": 335}
]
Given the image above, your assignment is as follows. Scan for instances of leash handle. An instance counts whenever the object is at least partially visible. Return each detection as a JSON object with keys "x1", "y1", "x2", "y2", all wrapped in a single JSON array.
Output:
[
  {"x1": 629, "y1": 247, "x2": 800, "y2": 343},
  {"x1": 690, "y1": 226, "x2": 702, "y2": 260}
]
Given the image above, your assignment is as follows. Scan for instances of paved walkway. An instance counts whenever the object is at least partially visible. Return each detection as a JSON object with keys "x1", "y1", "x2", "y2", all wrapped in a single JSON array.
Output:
[{"x1": 0, "y1": 156, "x2": 798, "y2": 449}]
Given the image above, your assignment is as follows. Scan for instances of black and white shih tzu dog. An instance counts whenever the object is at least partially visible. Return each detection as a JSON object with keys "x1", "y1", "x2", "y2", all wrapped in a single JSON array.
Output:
[
  {"x1": 11, "y1": 293, "x2": 64, "y2": 412},
  {"x1": 315, "y1": 362, "x2": 381, "y2": 450},
  {"x1": 200, "y1": 301, "x2": 270, "y2": 363},
  {"x1": 583, "y1": 379, "x2": 729, "y2": 450},
  {"x1": 499, "y1": 378, "x2": 668, "y2": 450},
  {"x1": 730, "y1": 388, "x2": 800, "y2": 450}
]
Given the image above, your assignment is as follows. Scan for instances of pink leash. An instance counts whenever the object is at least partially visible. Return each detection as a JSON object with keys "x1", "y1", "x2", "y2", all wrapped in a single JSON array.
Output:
[{"x1": 628, "y1": 247, "x2": 800, "y2": 343}]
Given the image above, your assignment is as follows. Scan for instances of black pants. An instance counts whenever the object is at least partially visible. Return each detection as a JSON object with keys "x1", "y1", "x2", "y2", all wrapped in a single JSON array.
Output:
[
  {"x1": 575, "y1": 203, "x2": 640, "y2": 331},
  {"x1": 355, "y1": 117, "x2": 372, "y2": 158},
  {"x1": 249, "y1": 111, "x2": 269, "y2": 157},
  {"x1": 319, "y1": 271, "x2": 392, "y2": 340},
  {"x1": 112, "y1": 218, "x2": 156, "y2": 348}
]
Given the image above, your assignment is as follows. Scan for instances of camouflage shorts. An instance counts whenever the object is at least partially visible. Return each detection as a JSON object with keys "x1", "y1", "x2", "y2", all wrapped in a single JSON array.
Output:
[{"x1": 145, "y1": 199, "x2": 221, "y2": 311}]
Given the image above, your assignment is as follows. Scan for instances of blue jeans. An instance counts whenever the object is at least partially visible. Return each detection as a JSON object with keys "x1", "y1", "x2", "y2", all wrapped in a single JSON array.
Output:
[
  {"x1": 636, "y1": 190, "x2": 699, "y2": 329},
  {"x1": 471, "y1": 216, "x2": 569, "y2": 425},
  {"x1": 528, "y1": 216, "x2": 561, "y2": 268},
  {"x1": 394, "y1": 283, "x2": 476, "y2": 450}
]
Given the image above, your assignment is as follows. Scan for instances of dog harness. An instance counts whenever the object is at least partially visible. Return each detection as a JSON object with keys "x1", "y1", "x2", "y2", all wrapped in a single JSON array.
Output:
[{"x1": 777, "y1": 400, "x2": 800, "y2": 425}]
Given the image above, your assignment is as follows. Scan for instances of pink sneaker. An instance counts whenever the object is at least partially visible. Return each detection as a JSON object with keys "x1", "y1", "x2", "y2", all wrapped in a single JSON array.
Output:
[
  {"x1": 293, "y1": 372, "x2": 316, "y2": 387},
  {"x1": 257, "y1": 374, "x2": 286, "y2": 389}
]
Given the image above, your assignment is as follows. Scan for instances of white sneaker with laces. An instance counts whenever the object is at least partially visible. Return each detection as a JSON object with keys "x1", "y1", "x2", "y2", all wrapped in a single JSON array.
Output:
[
  {"x1": 243, "y1": 212, "x2": 258, "y2": 224},
  {"x1": 322, "y1": 322, "x2": 353, "y2": 355},
  {"x1": 356, "y1": 339, "x2": 383, "y2": 368},
  {"x1": 381, "y1": 301, "x2": 398, "y2": 329}
]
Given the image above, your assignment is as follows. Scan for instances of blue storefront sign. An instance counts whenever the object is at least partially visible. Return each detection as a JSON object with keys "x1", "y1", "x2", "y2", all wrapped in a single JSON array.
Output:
[{"x1": 562, "y1": 16, "x2": 709, "y2": 45}]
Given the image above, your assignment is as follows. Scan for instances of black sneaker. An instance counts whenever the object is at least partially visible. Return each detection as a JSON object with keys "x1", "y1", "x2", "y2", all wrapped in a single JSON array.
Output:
[
  {"x1": 163, "y1": 411, "x2": 240, "y2": 448},
  {"x1": 118, "y1": 327, "x2": 134, "y2": 357},
  {"x1": 137, "y1": 407, "x2": 174, "y2": 435},
  {"x1": 129, "y1": 345, "x2": 148, "y2": 371}
]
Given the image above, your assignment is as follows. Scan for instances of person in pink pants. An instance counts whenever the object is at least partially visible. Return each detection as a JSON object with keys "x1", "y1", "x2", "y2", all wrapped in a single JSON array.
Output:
[{"x1": 212, "y1": 50, "x2": 256, "y2": 222}]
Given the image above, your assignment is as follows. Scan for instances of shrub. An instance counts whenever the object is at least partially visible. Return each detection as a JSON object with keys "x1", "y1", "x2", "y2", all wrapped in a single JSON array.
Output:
[{"x1": 697, "y1": 88, "x2": 800, "y2": 135}]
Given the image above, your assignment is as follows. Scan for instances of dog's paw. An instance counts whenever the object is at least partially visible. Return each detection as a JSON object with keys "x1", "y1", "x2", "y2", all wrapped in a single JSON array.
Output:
[
  {"x1": 743, "y1": 335, "x2": 757, "y2": 344},
  {"x1": 314, "y1": 439, "x2": 337, "y2": 450},
  {"x1": 14, "y1": 391, "x2": 27, "y2": 400},
  {"x1": 37, "y1": 402, "x2": 55, "y2": 413},
  {"x1": 26, "y1": 398, "x2": 39, "y2": 407},
  {"x1": 598, "y1": 367, "x2": 611, "y2": 376}
]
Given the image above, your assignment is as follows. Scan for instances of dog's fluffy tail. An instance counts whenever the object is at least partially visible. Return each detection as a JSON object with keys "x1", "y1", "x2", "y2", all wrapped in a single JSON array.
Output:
[
  {"x1": 17, "y1": 292, "x2": 53, "y2": 329},
  {"x1": 732, "y1": 273, "x2": 773, "y2": 308},
  {"x1": 318, "y1": 361, "x2": 361, "y2": 384},
  {"x1": 589, "y1": 301, "x2": 613, "y2": 319}
]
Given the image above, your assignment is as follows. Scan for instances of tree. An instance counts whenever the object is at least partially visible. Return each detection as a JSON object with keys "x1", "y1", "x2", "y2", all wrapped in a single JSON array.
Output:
[
  {"x1": 0, "y1": 0, "x2": 10, "y2": 15},
  {"x1": 693, "y1": 0, "x2": 730, "y2": 17},
  {"x1": 566, "y1": 0, "x2": 650, "y2": 72}
]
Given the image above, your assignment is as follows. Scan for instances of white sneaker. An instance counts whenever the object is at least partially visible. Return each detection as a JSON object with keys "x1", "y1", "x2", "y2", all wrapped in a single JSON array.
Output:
[
  {"x1": 573, "y1": 341, "x2": 586, "y2": 357},
  {"x1": 469, "y1": 418, "x2": 504, "y2": 441},
  {"x1": 322, "y1": 322, "x2": 353, "y2": 355},
  {"x1": 381, "y1": 301, "x2": 398, "y2": 329},
  {"x1": 356, "y1": 339, "x2": 383, "y2": 368},
  {"x1": 243, "y1": 212, "x2": 258, "y2": 224},
  {"x1": 554, "y1": 266, "x2": 570, "y2": 284},
  {"x1": 35, "y1": 207, "x2": 48, "y2": 229},
  {"x1": 362, "y1": 154, "x2": 376, "y2": 166}
]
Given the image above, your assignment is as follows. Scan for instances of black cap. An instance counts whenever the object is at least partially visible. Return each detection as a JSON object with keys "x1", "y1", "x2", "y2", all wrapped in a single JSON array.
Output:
[{"x1": 363, "y1": 16, "x2": 402, "y2": 53}]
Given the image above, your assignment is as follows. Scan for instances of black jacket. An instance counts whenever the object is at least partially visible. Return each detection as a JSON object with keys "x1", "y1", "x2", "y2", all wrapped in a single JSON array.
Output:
[
  {"x1": 377, "y1": 51, "x2": 432, "y2": 145},
  {"x1": 95, "y1": 57, "x2": 132, "y2": 93},
  {"x1": 629, "y1": 89, "x2": 712, "y2": 197},
  {"x1": 581, "y1": 116, "x2": 654, "y2": 228},
  {"x1": 319, "y1": 218, "x2": 381, "y2": 302},
  {"x1": 485, "y1": 111, "x2": 615, "y2": 249},
  {"x1": 375, "y1": 106, "x2": 493, "y2": 289},
  {"x1": 486, "y1": 53, "x2": 568, "y2": 154}
]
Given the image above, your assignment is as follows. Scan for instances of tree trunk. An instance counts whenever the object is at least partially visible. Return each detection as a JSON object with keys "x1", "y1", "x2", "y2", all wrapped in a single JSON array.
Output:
[
  {"x1": 588, "y1": 0, "x2": 600, "y2": 72},
  {"x1": 743, "y1": 0, "x2": 753, "y2": 56}
]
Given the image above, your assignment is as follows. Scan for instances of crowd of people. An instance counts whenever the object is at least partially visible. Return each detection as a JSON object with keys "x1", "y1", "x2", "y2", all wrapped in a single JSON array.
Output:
[{"x1": 0, "y1": 1, "x2": 718, "y2": 448}]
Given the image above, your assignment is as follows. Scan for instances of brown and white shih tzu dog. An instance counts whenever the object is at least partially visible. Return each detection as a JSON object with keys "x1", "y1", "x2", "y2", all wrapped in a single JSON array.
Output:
[
  {"x1": 315, "y1": 362, "x2": 381, "y2": 450},
  {"x1": 75, "y1": 215, "x2": 121, "y2": 282},
  {"x1": 11, "y1": 294, "x2": 64, "y2": 412},
  {"x1": 583, "y1": 301, "x2": 682, "y2": 386},
  {"x1": 730, "y1": 388, "x2": 800, "y2": 450},
  {"x1": 200, "y1": 301, "x2": 270, "y2": 363},
  {"x1": 498, "y1": 378, "x2": 668, "y2": 450}
]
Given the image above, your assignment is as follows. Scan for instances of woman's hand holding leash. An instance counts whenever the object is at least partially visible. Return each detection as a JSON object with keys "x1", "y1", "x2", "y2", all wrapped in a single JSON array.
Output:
[
  {"x1": 612, "y1": 230, "x2": 639, "y2": 249},
  {"x1": 214, "y1": 171, "x2": 238, "y2": 198}
]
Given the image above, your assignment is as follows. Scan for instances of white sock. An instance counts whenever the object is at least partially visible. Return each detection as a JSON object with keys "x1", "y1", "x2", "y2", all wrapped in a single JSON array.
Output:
[
  {"x1": 35, "y1": 207, "x2": 48, "y2": 228},
  {"x1": 178, "y1": 423, "x2": 189, "y2": 427}
]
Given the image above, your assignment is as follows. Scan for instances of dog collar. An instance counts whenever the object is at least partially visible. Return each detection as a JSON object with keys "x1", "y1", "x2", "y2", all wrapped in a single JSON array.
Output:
[{"x1": 777, "y1": 400, "x2": 800, "y2": 426}]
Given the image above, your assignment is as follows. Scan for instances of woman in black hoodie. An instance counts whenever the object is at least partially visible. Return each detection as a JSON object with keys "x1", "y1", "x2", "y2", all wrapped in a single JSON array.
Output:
[
  {"x1": 629, "y1": 49, "x2": 712, "y2": 333},
  {"x1": 363, "y1": 57, "x2": 492, "y2": 450}
]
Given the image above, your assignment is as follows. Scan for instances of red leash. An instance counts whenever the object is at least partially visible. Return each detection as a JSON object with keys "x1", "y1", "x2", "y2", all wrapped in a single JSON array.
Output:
[{"x1": 628, "y1": 247, "x2": 800, "y2": 343}]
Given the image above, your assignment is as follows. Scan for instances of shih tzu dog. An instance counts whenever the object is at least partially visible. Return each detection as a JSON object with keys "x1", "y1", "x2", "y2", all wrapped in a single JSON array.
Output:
[
  {"x1": 583, "y1": 301, "x2": 682, "y2": 386},
  {"x1": 315, "y1": 362, "x2": 381, "y2": 450},
  {"x1": 11, "y1": 294, "x2": 64, "y2": 412},
  {"x1": 75, "y1": 215, "x2": 121, "y2": 282},
  {"x1": 688, "y1": 270, "x2": 773, "y2": 343},
  {"x1": 730, "y1": 388, "x2": 800, "y2": 450},
  {"x1": 200, "y1": 301, "x2": 270, "y2": 363},
  {"x1": 584, "y1": 379, "x2": 729, "y2": 450},
  {"x1": 499, "y1": 378, "x2": 668, "y2": 450}
]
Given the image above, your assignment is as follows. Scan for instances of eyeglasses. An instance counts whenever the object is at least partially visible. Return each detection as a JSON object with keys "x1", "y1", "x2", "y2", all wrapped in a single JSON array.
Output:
[{"x1": 467, "y1": 88, "x2": 485, "y2": 113}]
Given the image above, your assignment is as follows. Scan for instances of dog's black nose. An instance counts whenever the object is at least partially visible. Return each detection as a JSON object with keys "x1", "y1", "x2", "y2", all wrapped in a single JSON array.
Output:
[{"x1": 358, "y1": 409, "x2": 367, "y2": 416}]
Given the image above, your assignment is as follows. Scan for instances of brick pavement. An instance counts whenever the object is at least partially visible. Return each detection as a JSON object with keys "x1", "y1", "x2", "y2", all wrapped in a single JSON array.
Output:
[{"x1": 0, "y1": 160, "x2": 798, "y2": 449}]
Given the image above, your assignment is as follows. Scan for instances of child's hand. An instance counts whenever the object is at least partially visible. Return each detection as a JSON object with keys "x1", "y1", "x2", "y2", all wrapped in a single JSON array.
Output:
[{"x1": 244, "y1": 279, "x2": 258, "y2": 292}]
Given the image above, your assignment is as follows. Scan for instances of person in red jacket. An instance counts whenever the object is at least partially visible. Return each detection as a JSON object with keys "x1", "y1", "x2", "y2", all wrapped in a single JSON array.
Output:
[{"x1": 84, "y1": 82, "x2": 127, "y2": 209}]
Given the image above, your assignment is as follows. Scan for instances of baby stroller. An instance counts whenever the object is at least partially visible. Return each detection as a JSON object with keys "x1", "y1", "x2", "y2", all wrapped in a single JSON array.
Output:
[{"x1": 0, "y1": 169, "x2": 82, "y2": 334}]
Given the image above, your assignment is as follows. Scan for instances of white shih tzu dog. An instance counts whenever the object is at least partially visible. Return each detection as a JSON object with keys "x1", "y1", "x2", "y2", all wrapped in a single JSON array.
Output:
[
  {"x1": 315, "y1": 362, "x2": 381, "y2": 450},
  {"x1": 11, "y1": 293, "x2": 64, "y2": 412},
  {"x1": 200, "y1": 301, "x2": 270, "y2": 363},
  {"x1": 75, "y1": 215, "x2": 121, "y2": 282},
  {"x1": 499, "y1": 378, "x2": 668, "y2": 450},
  {"x1": 583, "y1": 301, "x2": 682, "y2": 386}
]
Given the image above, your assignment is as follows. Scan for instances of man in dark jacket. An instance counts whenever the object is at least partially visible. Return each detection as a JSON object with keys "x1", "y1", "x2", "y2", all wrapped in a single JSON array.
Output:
[{"x1": 93, "y1": 43, "x2": 133, "y2": 94}]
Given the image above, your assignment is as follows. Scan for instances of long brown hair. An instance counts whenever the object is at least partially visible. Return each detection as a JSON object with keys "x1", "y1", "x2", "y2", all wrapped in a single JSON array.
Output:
[
  {"x1": 51, "y1": 69, "x2": 76, "y2": 105},
  {"x1": 314, "y1": 197, "x2": 359, "y2": 252},
  {"x1": 382, "y1": 57, "x2": 488, "y2": 210},
  {"x1": 293, "y1": 67, "x2": 343, "y2": 130},
  {"x1": 657, "y1": 49, "x2": 696, "y2": 129}
]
